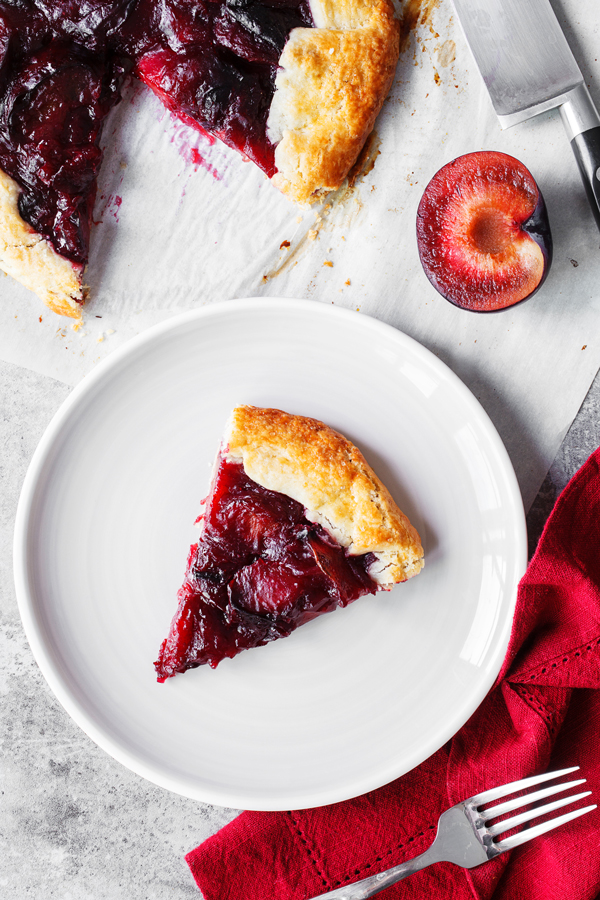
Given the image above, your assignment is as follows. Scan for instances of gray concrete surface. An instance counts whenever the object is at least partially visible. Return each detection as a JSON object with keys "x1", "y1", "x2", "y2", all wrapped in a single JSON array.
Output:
[{"x1": 527, "y1": 366, "x2": 600, "y2": 557}]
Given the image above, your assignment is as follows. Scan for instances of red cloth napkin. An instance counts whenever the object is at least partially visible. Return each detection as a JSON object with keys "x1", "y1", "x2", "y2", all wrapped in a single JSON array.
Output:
[{"x1": 187, "y1": 447, "x2": 600, "y2": 900}]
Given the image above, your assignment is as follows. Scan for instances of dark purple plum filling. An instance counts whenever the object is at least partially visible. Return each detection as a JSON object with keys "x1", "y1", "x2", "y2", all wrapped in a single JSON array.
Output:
[
  {"x1": 0, "y1": 0, "x2": 314, "y2": 264},
  {"x1": 133, "y1": 0, "x2": 312, "y2": 175},
  {"x1": 0, "y1": 44, "x2": 126, "y2": 263},
  {"x1": 155, "y1": 456, "x2": 378, "y2": 679}
]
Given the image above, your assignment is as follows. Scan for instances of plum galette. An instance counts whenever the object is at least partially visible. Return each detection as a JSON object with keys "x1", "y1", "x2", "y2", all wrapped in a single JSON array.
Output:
[
  {"x1": 0, "y1": 0, "x2": 399, "y2": 319},
  {"x1": 155, "y1": 405, "x2": 423, "y2": 680}
]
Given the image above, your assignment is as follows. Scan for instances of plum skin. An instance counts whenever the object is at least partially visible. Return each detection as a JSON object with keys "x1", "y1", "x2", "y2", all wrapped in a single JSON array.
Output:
[{"x1": 416, "y1": 151, "x2": 553, "y2": 313}]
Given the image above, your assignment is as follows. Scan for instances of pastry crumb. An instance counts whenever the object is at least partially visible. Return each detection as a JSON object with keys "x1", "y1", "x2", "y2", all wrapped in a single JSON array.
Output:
[
  {"x1": 324, "y1": 260, "x2": 333, "y2": 267},
  {"x1": 308, "y1": 229, "x2": 318, "y2": 240},
  {"x1": 582, "y1": 345, "x2": 587, "y2": 350},
  {"x1": 280, "y1": 240, "x2": 291, "y2": 250},
  {"x1": 345, "y1": 279, "x2": 351, "y2": 286}
]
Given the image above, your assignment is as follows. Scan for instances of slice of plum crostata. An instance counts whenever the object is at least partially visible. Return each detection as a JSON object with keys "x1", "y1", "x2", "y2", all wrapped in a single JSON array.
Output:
[
  {"x1": 155, "y1": 405, "x2": 424, "y2": 680},
  {"x1": 0, "y1": 0, "x2": 400, "y2": 320}
]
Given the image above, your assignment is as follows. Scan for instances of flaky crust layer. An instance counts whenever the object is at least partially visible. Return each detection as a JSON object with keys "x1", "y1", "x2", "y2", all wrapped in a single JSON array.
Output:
[
  {"x1": 268, "y1": 0, "x2": 400, "y2": 204},
  {"x1": 224, "y1": 405, "x2": 424, "y2": 585},
  {"x1": 0, "y1": 169, "x2": 84, "y2": 320}
]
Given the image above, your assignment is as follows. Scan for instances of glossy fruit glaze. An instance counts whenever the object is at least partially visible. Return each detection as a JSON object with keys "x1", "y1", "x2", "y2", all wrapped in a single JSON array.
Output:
[
  {"x1": 155, "y1": 455, "x2": 377, "y2": 679},
  {"x1": 0, "y1": 0, "x2": 313, "y2": 264},
  {"x1": 416, "y1": 151, "x2": 552, "y2": 312}
]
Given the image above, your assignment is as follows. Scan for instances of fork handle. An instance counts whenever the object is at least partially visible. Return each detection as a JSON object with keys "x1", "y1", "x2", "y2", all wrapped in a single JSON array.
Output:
[{"x1": 305, "y1": 845, "x2": 439, "y2": 900}]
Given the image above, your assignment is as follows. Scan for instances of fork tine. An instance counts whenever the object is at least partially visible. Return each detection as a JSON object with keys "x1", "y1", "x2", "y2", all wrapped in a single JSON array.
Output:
[
  {"x1": 488, "y1": 791, "x2": 592, "y2": 837},
  {"x1": 482, "y1": 778, "x2": 586, "y2": 820},
  {"x1": 469, "y1": 767, "x2": 580, "y2": 806},
  {"x1": 495, "y1": 803, "x2": 597, "y2": 851}
]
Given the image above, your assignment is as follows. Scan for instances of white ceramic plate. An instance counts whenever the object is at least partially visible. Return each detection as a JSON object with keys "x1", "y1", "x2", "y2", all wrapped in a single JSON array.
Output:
[{"x1": 14, "y1": 298, "x2": 526, "y2": 811}]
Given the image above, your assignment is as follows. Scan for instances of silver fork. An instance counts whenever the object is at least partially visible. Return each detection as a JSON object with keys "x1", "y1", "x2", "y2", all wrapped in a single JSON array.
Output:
[{"x1": 307, "y1": 767, "x2": 595, "y2": 900}]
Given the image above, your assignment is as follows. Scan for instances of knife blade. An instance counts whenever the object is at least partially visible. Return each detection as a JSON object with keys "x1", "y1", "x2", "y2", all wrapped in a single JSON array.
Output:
[{"x1": 452, "y1": 0, "x2": 600, "y2": 230}]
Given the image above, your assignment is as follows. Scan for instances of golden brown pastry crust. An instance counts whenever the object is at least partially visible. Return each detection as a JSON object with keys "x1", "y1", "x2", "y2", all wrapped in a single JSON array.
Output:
[
  {"x1": 268, "y1": 0, "x2": 400, "y2": 203},
  {"x1": 224, "y1": 405, "x2": 424, "y2": 585},
  {"x1": 0, "y1": 169, "x2": 84, "y2": 320}
]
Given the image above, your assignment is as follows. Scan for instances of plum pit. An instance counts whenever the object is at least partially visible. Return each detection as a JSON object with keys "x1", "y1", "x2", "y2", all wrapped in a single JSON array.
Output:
[{"x1": 469, "y1": 206, "x2": 514, "y2": 256}]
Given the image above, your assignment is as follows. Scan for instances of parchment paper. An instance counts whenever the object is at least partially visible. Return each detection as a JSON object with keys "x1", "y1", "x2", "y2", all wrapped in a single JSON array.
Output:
[{"x1": 1, "y1": 0, "x2": 599, "y2": 511}]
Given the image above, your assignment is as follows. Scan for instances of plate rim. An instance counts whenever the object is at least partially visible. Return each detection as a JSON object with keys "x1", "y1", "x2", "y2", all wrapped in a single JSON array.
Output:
[{"x1": 13, "y1": 297, "x2": 527, "y2": 810}]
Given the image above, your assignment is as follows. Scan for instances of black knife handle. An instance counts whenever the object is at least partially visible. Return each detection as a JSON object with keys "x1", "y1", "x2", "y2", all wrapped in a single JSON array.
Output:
[{"x1": 571, "y1": 126, "x2": 600, "y2": 231}]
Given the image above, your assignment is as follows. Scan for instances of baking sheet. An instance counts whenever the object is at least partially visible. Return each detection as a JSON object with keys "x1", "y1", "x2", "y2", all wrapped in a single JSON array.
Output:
[{"x1": 1, "y1": 0, "x2": 599, "y2": 511}]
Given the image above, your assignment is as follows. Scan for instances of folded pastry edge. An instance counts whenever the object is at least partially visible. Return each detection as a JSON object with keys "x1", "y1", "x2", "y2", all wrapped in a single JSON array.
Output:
[
  {"x1": 0, "y1": 168, "x2": 84, "y2": 321},
  {"x1": 224, "y1": 404, "x2": 424, "y2": 585}
]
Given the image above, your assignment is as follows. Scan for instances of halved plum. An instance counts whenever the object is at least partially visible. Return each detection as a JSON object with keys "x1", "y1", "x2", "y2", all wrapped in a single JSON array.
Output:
[{"x1": 416, "y1": 151, "x2": 553, "y2": 312}]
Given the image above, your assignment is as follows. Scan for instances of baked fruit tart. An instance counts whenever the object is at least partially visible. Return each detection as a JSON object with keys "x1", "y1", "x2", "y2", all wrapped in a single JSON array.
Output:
[
  {"x1": 0, "y1": 0, "x2": 400, "y2": 320},
  {"x1": 155, "y1": 406, "x2": 424, "y2": 680}
]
